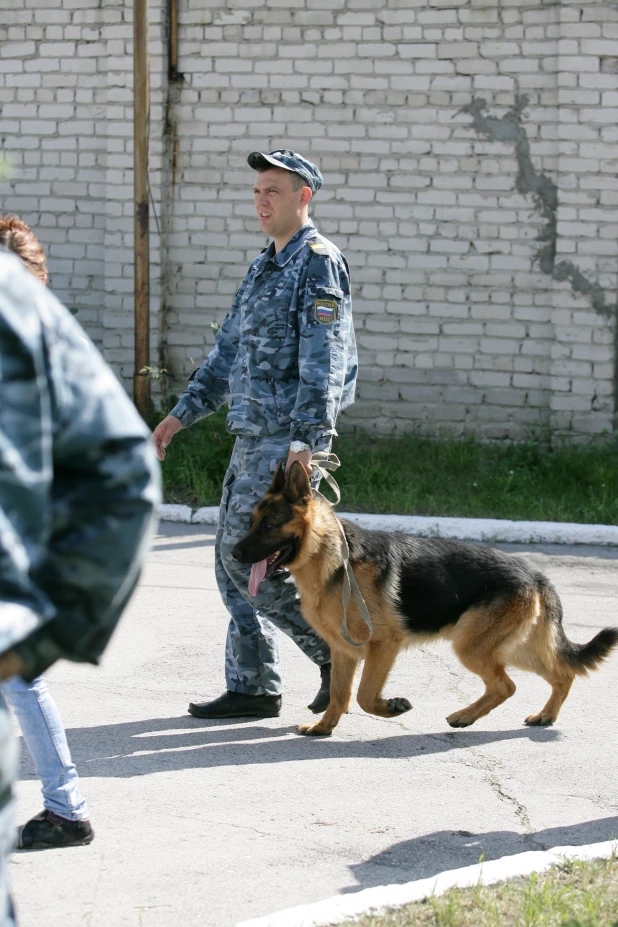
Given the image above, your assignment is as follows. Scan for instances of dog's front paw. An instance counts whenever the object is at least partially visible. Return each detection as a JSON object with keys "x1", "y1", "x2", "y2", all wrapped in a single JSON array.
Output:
[
  {"x1": 446, "y1": 709, "x2": 475, "y2": 728},
  {"x1": 386, "y1": 697, "x2": 412, "y2": 716},
  {"x1": 524, "y1": 712, "x2": 555, "y2": 727},
  {"x1": 297, "y1": 722, "x2": 333, "y2": 737}
]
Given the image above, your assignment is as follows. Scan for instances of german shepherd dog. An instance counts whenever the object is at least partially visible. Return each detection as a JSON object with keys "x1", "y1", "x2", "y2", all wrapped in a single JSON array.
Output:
[{"x1": 232, "y1": 461, "x2": 618, "y2": 737}]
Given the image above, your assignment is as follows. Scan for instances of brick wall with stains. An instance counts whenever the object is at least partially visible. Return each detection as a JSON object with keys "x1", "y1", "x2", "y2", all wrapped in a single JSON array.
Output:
[{"x1": 1, "y1": 0, "x2": 616, "y2": 440}]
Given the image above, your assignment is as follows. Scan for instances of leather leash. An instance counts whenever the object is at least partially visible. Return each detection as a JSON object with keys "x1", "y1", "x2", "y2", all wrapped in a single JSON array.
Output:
[{"x1": 309, "y1": 452, "x2": 373, "y2": 648}]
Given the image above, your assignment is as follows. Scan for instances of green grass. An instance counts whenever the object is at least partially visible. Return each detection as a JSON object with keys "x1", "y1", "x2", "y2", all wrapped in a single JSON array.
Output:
[
  {"x1": 154, "y1": 408, "x2": 235, "y2": 508},
  {"x1": 153, "y1": 408, "x2": 618, "y2": 524},
  {"x1": 338, "y1": 856, "x2": 618, "y2": 927},
  {"x1": 333, "y1": 431, "x2": 618, "y2": 524}
]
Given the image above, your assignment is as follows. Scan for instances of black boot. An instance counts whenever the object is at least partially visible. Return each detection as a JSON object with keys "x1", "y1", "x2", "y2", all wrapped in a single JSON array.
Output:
[
  {"x1": 307, "y1": 663, "x2": 331, "y2": 714},
  {"x1": 188, "y1": 691, "x2": 281, "y2": 719}
]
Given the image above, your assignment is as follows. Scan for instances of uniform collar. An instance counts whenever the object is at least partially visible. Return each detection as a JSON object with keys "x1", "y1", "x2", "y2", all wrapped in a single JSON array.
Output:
[{"x1": 261, "y1": 221, "x2": 316, "y2": 269}]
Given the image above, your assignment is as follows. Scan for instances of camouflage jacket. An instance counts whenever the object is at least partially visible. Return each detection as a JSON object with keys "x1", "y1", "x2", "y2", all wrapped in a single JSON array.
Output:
[
  {"x1": 0, "y1": 250, "x2": 160, "y2": 680},
  {"x1": 170, "y1": 222, "x2": 357, "y2": 448}
]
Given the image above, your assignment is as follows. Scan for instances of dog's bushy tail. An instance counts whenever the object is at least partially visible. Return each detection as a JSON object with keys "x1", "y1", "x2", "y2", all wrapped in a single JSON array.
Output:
[
  {"x1": 562, "y1": 627, "x2": 618, "y2": 674},
  {"x1": 539, "y1": 575, "x2": 618, "y2": 675}
]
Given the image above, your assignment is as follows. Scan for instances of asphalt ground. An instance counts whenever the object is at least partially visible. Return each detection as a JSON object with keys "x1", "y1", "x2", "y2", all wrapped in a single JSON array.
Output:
[{"x1": 9, "y1": 522, "x2": 618, "y2": 927}]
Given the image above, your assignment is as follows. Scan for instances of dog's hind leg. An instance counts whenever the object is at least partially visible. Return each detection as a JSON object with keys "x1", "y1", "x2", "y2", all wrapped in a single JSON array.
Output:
[
  {"x1": 446, "y1": 598, "x2": 536, "y2": 728},
  {"x1": 506, "y1": 597, "x2": 577, "y2": 726},
  {"x1": 524, "y1": 672, "x2": 574, "y2": 726},
  {"x1": 356, "y1": 640, "x2": 411, "y2": 718},
  {"x1": 446, "y1": 660, "x2": 516, "y2": 728},
  {"x1": 298, "y1": 649, "x2": 359, "y2": 736}
]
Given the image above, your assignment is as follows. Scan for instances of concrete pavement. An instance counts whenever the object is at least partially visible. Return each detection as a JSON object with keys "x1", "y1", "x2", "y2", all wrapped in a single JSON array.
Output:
[{"x1": 9, "y1": 522, "x2": 618, "y2": 927}]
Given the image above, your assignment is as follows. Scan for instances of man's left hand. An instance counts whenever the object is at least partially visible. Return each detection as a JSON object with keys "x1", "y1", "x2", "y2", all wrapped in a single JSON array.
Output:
[{"x1": 286, "y1": 448, "x2": 312, "y2": 476}]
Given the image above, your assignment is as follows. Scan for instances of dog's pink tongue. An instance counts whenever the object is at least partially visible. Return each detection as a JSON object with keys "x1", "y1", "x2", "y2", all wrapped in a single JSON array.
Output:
[{"x1": 248, "y1": 558, "x2": 268, "y2": 597}]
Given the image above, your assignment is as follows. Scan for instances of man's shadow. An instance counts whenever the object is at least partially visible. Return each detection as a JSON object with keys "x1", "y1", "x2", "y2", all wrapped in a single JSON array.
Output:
[
  {"x1": 16, "y1": 715, "x2": 559, "y2": 779},
  {"x1": 344, "y1": 817, "x2": 618, "y2": 893}
]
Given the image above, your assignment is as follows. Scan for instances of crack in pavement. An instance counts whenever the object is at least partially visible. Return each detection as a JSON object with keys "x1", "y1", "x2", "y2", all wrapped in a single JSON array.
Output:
[
  {"x1": 415, "y1": 649, "x2": 543, "y2": 850},
  {"x1": 197, "y1": 817, "x2": 369, "y2": 863},
  {"x1": 419, "y1": 646, "x2": 472, "y2": 706}
]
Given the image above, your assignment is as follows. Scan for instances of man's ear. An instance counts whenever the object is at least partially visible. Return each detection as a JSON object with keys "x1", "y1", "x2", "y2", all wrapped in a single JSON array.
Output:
[
  {"x1": 300, "y1": 186, "x2": 312, "y2": 207},
  {"x1": 269, "y1": 460, "x2": 286, "y2": 494},
  {"x1": 284, "y1": 460, "x2": 311, "y2": 504}
]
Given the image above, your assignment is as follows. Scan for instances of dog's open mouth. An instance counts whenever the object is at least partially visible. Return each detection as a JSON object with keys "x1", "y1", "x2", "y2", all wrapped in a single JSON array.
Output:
[{"x1": 248, "y1": 546, "x2": 292, "y2": 597}]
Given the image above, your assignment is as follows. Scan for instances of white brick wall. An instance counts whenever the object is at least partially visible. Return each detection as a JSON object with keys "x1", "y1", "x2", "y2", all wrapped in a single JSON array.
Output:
[
  {"x1": 0, "y1": 0, "x2": 166, "y2": 380},
  {"x1": 1, "y1": 0, "x2": 616, "y2": 440}
]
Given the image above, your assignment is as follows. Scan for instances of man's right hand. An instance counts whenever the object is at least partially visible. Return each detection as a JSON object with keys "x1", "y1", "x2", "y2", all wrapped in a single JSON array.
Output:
[
  {"x1": 152, "y1": 415, "x2": 183, "y2": 461},
  {"x1": 0, "y1": 649, "x2": 25, "y2": 682}
]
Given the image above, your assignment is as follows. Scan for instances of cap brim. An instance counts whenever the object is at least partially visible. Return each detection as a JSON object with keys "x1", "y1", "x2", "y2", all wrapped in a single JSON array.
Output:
[{"x1": 247, "y1": 151, "x2": 292, "y2": 173}]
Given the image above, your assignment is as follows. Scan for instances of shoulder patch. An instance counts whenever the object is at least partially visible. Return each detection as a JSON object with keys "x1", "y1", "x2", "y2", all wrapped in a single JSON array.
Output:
[
  {"x1": 314, "y1": 299, "x2": 338, "y2": 325},
  {"x1": 309, "y1": 242, "x2": 328, "y2": 252}
]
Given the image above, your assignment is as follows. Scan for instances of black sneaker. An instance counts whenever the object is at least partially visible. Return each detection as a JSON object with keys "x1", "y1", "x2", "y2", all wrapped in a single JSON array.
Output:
[
  {"x1": 17, "y1": 810, "x2": 94, "y2": 850},
  {"x1": 188, "y1": 691, "x2": 281, "y2": 719}
]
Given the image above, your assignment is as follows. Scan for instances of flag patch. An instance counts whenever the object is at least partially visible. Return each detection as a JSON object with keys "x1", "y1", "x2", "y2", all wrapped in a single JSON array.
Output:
[{"x1": 314, "y1": 299, "x2": 338, "y2": 324}]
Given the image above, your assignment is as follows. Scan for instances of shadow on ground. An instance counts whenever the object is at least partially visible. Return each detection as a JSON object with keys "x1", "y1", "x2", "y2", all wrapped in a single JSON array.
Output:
[
  {"x1": 17, "y1": 715, "x2": 558, "y2": 779},
  {"x1": 15, "y1": 713, "x2": 614, "y2": 895},
  {"x1": 343, "y1": 816, "x2": 618, "y2": 892}
]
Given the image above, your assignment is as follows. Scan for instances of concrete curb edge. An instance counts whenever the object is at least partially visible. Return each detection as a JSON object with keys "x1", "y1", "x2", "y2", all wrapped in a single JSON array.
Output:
[
  {"x1": 236, "y1": 839, "x2": 617, "y2": 927},
  {"x1": 159, "y1": 504, "x2": 618, "y2": 546}
]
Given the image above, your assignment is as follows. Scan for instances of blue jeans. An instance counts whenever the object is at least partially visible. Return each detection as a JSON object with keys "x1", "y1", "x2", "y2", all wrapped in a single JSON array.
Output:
[
  {"x1": 1, "y1": 675, "x2": 88, "y2": 822},
  {"x1": 0, "y1": 697, "x2": 17, "y2": 926}
]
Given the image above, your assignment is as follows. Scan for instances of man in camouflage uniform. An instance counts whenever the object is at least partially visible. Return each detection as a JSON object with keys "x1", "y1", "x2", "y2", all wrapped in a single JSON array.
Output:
[
  {"x1": 0, "y1": 248, "x2": 160, "y2": 923},
  {"x1": 153, "y1": 150, "x2": 357, "y2": 719}
]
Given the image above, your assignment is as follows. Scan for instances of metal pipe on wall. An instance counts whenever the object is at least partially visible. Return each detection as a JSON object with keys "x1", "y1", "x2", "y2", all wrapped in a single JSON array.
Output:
[
  {"x1": 133, "y1": 0, "x2": 151, "y2": 419},
  {"x1": 168, "y1": 0, "x2": 180, "y2": 82}
]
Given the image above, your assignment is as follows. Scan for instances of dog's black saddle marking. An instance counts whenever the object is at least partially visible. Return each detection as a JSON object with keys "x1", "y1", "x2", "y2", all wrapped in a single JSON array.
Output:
[{"x1": 340, "y1": 521, "x2": 540, "y2": 636}]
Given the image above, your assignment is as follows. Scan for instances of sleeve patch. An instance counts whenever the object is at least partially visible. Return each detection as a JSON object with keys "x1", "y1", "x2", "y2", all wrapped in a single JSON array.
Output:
[{"x1": 314, "y1": 299, "x2": 338, "y2": 325}]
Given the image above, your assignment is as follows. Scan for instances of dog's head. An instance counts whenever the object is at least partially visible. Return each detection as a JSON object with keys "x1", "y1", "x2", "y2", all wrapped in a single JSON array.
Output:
[{"x1": 231, "y1": 460, "x2": 312, "y2": 597}]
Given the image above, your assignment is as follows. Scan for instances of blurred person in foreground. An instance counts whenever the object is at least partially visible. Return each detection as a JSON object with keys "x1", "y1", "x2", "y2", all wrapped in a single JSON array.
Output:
[
  {"x1": 0, "y1": 239, "x2": 159, "y2": 922},
  {"x1": 0, "y1": 216, "x2": 92, "y2": 850}
]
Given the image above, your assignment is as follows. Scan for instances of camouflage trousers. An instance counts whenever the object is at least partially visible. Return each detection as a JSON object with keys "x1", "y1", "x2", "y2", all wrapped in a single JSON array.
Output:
[{"x1": 215, "y1": 433, "x2": 331, "y2": 696}]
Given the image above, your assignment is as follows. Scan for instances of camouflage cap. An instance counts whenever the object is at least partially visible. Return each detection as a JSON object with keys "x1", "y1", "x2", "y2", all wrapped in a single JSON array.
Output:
[{"x1": 247, "y1": 149, "x2": 323, "y2": 194}]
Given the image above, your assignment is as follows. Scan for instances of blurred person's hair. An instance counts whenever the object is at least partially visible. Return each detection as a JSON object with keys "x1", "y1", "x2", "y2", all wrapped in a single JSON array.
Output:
[{"x1": 0, "y1": 215, "x2": 48, "y2": 284}]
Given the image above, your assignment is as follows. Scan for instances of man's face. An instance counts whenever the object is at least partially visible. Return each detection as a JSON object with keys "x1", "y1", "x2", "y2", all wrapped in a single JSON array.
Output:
[{"x1": 253, "y1": 168, "x2": 309, "y2": 241}]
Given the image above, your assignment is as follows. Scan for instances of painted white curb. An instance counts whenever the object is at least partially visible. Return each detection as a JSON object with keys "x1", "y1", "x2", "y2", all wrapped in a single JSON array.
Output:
[
  {"x1": 337, "y1": 513, "x2": 618, "y2": 547},
  {"x1": 236, "y1": 839, "x2": 617, "y2": 927},
  {"x1": 159, "y1": 504, "x2": 618, "y2": 546},
  {"x1": 159, "y1": 503, "x2": 193, "y2": 522},
  {"x1": 192, "y1": 506, "x2": 220, "y2": 524}
]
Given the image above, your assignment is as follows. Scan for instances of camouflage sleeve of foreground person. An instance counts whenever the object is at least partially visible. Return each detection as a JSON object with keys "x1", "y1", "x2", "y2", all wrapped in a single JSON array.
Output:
[{"x1": 0, "y1": 248, "x2": 161, "y2": 682}]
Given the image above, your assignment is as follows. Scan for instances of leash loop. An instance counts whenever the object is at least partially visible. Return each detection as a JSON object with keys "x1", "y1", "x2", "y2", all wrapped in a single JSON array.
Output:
[
  {"x1": 309, "y1": 450, "x2": 341, "y2": 506},
  {"x1": 309, "y1": 452, "x2": 373, "y2": 648}
]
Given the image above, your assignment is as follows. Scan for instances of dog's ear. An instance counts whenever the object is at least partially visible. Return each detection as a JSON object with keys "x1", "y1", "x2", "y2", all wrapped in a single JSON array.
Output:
[
  {"x1": 284, "y1": 460, "x2": 311, "y2": 505},
  {"x1": 269, "y1": 460, "x2": 286, "y2": 494}
]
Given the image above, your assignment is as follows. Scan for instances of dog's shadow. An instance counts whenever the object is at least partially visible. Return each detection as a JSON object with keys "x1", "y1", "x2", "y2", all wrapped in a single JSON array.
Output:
[
  {"x1": 16, "y1": 715, "x2": 559, "y2": 779},
  {"x1": 343, "y1": 816, "x2": 618, "y2": 892}
]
